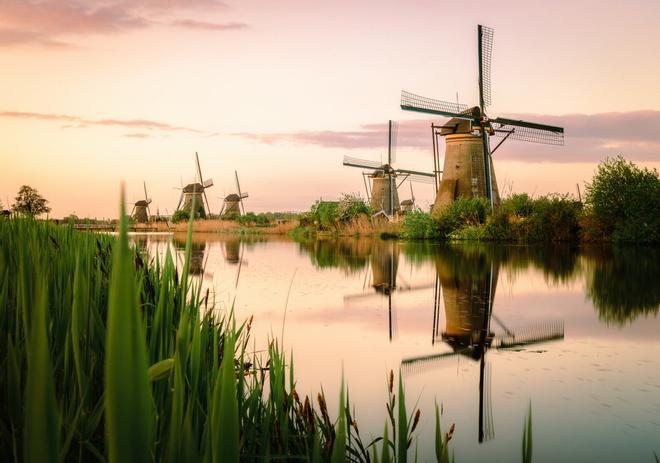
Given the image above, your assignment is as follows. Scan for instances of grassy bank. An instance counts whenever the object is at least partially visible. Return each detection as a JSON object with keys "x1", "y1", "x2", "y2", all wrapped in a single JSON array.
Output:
[{"x1": 0, "y1": 202, "x2": 457, "y2": 462}]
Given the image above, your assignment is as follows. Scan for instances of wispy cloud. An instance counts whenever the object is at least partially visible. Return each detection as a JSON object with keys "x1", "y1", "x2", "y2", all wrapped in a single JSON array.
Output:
[
  {"x1": 0, "y1": 110, "x2": 203, "y2": 134},
  {"x1": 234, "y1": 111, "x2": 660, "y2": 163},
  {"x1": 0, "y1": 0, "x2": 240, "y2": 48},
  {"x1": 171, "y1": 19, "x2": 247, "y2": 31},
  {"x1": 124, "y1": 132, "x2": 151, "y2": 138}
]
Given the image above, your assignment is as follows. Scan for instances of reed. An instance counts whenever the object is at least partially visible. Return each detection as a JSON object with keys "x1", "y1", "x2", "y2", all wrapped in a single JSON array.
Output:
[{"x1": 0, "y1": 206, "x2": 445, "y2": 461}]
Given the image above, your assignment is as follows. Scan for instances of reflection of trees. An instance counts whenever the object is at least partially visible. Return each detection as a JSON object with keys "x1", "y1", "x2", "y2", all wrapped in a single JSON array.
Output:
[
  {"x1": 584, "y1": 246, "x2": 660, "y2": 325},
  {"x1": 402, "y1": 242, "x2": 580, "y2": 285},
  {"x1": 296, "y1": 238, "x2": 370, "y2": 274}
]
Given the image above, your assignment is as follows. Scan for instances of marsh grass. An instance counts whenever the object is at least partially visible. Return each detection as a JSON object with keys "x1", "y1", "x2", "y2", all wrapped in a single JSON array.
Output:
[{"x1": 0, "y1": 198, "x2": 443, "y2": 462}]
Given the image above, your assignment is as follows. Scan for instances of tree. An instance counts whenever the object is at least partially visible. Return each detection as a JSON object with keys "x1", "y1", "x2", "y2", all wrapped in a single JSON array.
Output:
[
  {"x1": 585, "y1": 156, "x2": 660, "y2": 243},
  {"x1": 12, "y1": 185, "x2": 51, "y2": 216}
]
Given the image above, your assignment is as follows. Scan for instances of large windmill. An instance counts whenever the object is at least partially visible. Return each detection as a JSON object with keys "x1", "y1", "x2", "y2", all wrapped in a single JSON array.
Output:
[
  {"x1": 131, "y1": 181, "x2": 152, "y2": 223},
  {"x1": 175, "y1": 152, "x2": 214, "y2": 218},
  {"x1": 401, "y1": 25, "x2": 564, "y2": 212},
  {"x1": 343, "y1": 120, "x2": 435, "y2": 218},
  {"x1": 221, "y1": 171, "x2": 249, "y2": 217}
]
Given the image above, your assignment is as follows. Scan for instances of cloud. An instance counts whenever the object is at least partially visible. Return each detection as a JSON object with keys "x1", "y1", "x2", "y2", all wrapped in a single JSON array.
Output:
[
  {"x1": 0, "y1": 110, "x2": 203, "y2": 134},
  {"x1": 171, "y1": 19, "x2": 247, "y2": 31},
  {"x1": 124, "y1": 132, "x2": 151, "y2": 138},
  {"x1": 0, "y1": 0, "x2": 237, "y2": 47},
  {"x1": 234, "y1": 111, "x2": 660, "y2": 163}
]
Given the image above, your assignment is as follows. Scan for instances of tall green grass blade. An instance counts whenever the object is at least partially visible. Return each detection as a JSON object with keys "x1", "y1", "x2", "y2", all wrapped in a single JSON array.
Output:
[
  {"x1": 382, "y1": 421, "x2": 391, "y2": 463},
  {"x1": 522, "y1": 401, "x2": 533, "y2": 463},
  {"x1": 24, "y1": 280, "x2": 60, "y2": 463},
  {"x1": 211, "y1": 330, "x2": 239, "y2": 463},
  {"x1": 397, "y1": 373, "x2": 408, "y2": 463},
  {"x1": 331, "y1": 376, "x2": 347, "y2": 463},
  {"x1": 104, "y1": 190, "x2": 153, "y2": 462}
]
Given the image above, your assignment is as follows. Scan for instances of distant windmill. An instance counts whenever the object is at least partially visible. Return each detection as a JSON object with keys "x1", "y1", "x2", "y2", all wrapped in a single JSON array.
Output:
[
  {"x1": 343, "y1": 120, "x2": 435, "y2": 218},
  {"x1": 220, "y1": 171, "x2": 249, "y2": 217},
  {"x1": 175, "y1": 152, "x2": 214, "y2": 218},
  {"x1": 401, "y1": 25, "x2": 564, "y2": 212},
  {"x1": 399, "y1": 181, "x2": 417, "y2": 213},
  {"x1": 131, "y1": 181, "x2": 152, "y2": 223}
]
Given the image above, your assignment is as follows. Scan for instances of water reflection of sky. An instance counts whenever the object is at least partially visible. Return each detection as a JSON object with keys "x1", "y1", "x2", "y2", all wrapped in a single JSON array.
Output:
[{"x1": 131, "y1": 234, "x2": 660, "y2": 462}]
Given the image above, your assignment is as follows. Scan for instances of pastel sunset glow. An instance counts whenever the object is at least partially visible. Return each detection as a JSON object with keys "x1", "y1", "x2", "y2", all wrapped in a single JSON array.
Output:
[{"x1": 2, "y1": 0, "x2": 659, "y2": 217}]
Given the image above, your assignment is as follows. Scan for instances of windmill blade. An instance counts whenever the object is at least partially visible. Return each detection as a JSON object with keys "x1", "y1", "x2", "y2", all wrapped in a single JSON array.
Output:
[
  {"x1": 143, "y1": 181, "x2": 150, "y2": 203},
  {"x1": 195, "y1": 152, "x2": 204, "y2": 184},
  {"x1": 401, "y1": 90, "x2": 475, "y2": 120},
  {"x1": 401, "y1": 348, "x2": 471, "y2": 376},
  {"x1": 407, "y1": 173, "x2": 436, "y2": 184},
  {"x1": 491, "y1": 117, "x2": 565, "y2": 145},
  {"x1": 492, "y1": 321, "x2": 564, "y2": 349},
  {"x1": 235, "y1": 170, "x2": 246, "y2": 215},
  {"x1": 343, "y1": 155, "x2": 383, "y2": 170},
  {"x1": 175, "y1": 190, "x2": 184, "y2": 212},
  {"x1": 388, "y1": 120, "x2": 399, "y2": 164},
  {"x1": 478, "y1": 25, "x2": 494, "y2": 109},
  {"x1": 395, "y1": 167, "x2": 435, "y2": 178}
]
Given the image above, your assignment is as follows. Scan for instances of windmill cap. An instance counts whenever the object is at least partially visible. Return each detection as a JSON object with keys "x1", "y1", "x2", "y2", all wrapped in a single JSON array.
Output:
[
  {"x1": 183, "y1": 183, "x2": 205, "y2": 193},
  {"x1": 224, "y1": 193, "x2": 241, "y2": 201}
]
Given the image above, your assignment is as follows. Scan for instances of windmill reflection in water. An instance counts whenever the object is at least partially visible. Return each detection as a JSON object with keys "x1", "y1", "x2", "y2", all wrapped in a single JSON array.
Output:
[
  {"x1": 401, "y1": 247, "x2": 565, "y2": 443},
  {"x1": 343, "y1": 240, "x2": 435, "y2": 340}
]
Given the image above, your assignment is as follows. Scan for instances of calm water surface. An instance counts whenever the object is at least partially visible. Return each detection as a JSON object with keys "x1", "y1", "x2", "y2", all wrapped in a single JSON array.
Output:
[{"x1": 132, "y1": 233, "x2": 660, "y2": 462}]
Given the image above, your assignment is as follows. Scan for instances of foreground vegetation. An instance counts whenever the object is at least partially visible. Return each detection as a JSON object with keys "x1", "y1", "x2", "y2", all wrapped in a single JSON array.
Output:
[
  {"x1": 401, "y1": 157, "x2": 659, "y2": 243},
  {"x1": 0, "y1": 200, "x2": 461, "y2": 462}
]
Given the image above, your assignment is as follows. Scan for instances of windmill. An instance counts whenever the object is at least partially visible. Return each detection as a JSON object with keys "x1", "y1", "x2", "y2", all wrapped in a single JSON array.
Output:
[
  {"x1": 399, "y1": 181, "x2": 417, "y2": 213},
  {"x1": 343, "y1": 120, "x2": 435, "y2": 218},
  {"x1": 131, "y1": 181, "x2": 152, "y2": 223},
  {"x1": 175, "y1": 152, "x2": 214, "y2": 218},
  {"x1": 221, "y1": 171, "x2": 249, "y2": 217},
  {"x1": 401, "y1": 250, "x2": 564, "y2": 443},
  {"x1": 401, "y1": 25, "x2": 564, "y2": 212}
]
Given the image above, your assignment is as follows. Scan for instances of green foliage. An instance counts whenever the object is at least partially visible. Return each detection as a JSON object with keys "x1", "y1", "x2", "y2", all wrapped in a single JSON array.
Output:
[
  {"x1": 171, "y1": 209, "x2": 190, "y2": 223},
  {"x1": 436, "y1": 197, "x2": 491, "y2": 236},
  {"x1": 484, "y1": 194, "x2": 581, "y2": 242},
  {"x1": 237, "y1": 212, "x2": 271, "y2": 227},
  {"x1": 0, "y1": 212, "x2": 442, "y2": 462},
  {"x1": 522, "y1": 402, "x2": 533, "y2": 463},
  {"x1": 12, "y1": 185, "x2": 51, "y2": 216},
  {"x1": 401, "y1": 211, "x2": 442, "y2": 239},
  {"x1": 310, "y1": 201, "x2": 340, "y2": 231},
  {"x1": 585, "y1": 156, "x2": 660, "y2": 243},
  {"x1": 336, "y1": 193, "x2": 371, "y2": 223}
]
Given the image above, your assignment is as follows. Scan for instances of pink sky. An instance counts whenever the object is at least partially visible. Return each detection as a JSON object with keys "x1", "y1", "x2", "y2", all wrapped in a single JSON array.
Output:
[{"x1": 1, "y1": 0, "x2": 659, "y2": 217}]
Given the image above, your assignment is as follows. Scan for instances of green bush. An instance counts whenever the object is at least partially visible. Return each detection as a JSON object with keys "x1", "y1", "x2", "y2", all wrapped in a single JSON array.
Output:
[
  {"x1": 336, "y1": 193, "x2": 371, "y2": 223},
  {"x1": 436, "y1": 197, "x2": 491, "y2": 236},
  {"x1": 500, "y1": 193, "x2": 534, "y2": 217},
  {"x1": 309, "y1": 201, "x2": 339, "y2": 231},
  {"x1": 171, "y1": 209, "x2": 189, "y2": 223},
  {"x1": 237, "y1": 212, "x2": 271, "y2": 227},
  {"x1": 401, "y1": 211, "x2": 442, "y2": 239},
  {"x1": 585, "y1": 156, "x2": 660, "y2": 243}
]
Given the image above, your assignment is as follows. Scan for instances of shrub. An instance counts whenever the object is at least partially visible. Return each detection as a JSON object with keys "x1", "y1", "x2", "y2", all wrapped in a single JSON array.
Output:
[
  {"x1": 171, "y1": 209, "x2": 189, "y2": 223},
  {"x1": 585, "y1": 156, "x2": 660, "y2": 243},
  {"x1": 524, "y1": 194, "x2": 582, "y2": 242},
  {"x1": 436, "y1": 197, "x2": 491, "y2": 236},
  {"x1": 400, "y1": 211, "x2": 442, "y2": 239},
  {"x1": 309, "y1": 200, "x2": 339, "y2": 231},
  {"x1": 336, "y1": 193, "x2": 371, "y2": 223},
  {"x1": 500, "y1": 193, "x2": 534, "y2": 218}
]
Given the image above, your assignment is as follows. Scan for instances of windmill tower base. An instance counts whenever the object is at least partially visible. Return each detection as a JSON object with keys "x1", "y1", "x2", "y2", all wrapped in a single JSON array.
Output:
[
  {"x1": 370, "y1": 174, "x2": 400, "y2": 215},
  {"x1": 181, "y1": 192, "x2": 207, "y2": 219},
  {"x1": 132, "y1": 205, "x2": 149, "y2": 223},
  {"x1": 432, "y1": 133, "x2": 500, "y2": 214},
  {"x1": 221, "y1": 197, "x2": 241, "y2": 217}
]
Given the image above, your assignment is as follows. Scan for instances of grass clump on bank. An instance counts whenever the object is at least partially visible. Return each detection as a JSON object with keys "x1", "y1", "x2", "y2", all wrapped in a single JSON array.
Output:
[{"x1": 0, "y1": 197, "x2": 451, "y2": 462}]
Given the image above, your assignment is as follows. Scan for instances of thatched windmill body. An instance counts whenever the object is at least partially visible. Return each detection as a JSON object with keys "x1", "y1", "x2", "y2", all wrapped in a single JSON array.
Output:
[
  {"x1": 401, "y1": 25, "x2": 564, "y2": 213},
  {"x1": 131, "y1": 181, "x2": 152, "y2": 223},
  {"x1": 343, "y1": 120, "x2": 434, "y2": 218},
  {"x1": 221, "y1": 171, "x2": 249, "y2": 217},
  {"x1": 175, "y1": 152, "x2": 214, "y2": 218}
]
